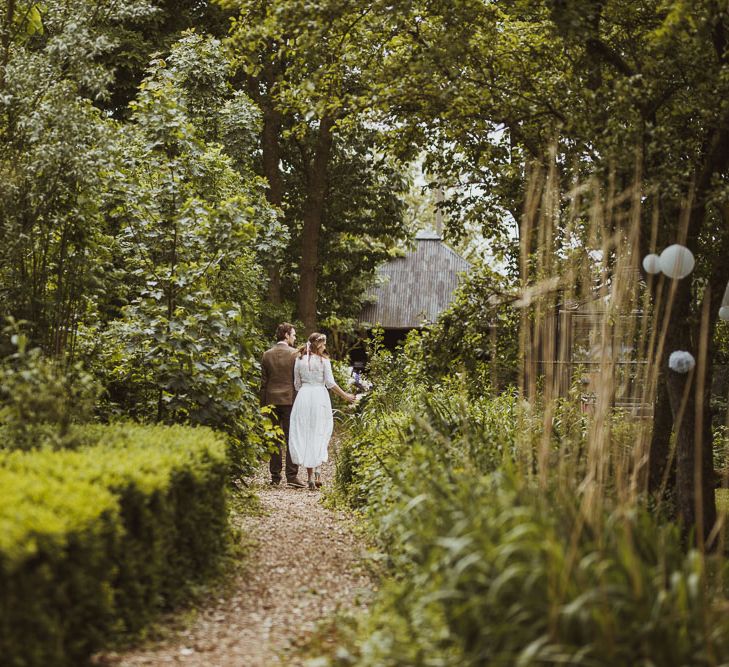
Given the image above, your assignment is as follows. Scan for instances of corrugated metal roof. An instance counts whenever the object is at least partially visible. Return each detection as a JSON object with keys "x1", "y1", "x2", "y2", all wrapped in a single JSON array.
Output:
[{"x1": 358, "y1": 235, "x2": 470, "y2": 328}]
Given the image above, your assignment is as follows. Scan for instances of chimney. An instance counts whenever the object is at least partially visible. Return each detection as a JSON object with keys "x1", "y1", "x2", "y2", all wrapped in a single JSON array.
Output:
[{"x1": 434, "y1": 186, "x2": 444, "y2": 236}]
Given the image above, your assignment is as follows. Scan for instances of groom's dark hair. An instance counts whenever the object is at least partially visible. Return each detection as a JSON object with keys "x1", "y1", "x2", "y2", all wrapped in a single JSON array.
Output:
[{"x1": 275, "y1": 322, "x2": 295, "y2": 341}]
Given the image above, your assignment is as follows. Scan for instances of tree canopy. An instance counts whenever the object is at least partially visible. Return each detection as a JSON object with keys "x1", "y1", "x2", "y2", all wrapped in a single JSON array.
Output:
[{"x1": 1, "y1": 0, "x2": 728, "y2": 540}]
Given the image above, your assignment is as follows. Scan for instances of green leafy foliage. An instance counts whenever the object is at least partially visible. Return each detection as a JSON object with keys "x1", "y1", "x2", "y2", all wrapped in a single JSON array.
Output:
[
  {"x1": 0, "y1": 0, "x2": 155, "y2": 354},
  {"x1": 332, "y1": 354, "x2": 729, "y2": 666},
  {"x1": 0, "y1": 330, "x2": 100, "y2": 451},
  {"x1": 278, "y1": 125, "x2": 411, "y2": 325},
  {"x1": 0, "y1": 423, "x2": 229, "y2": 667},
  {"x1": 336, "y1": 471, "x2": 729, "y2": 666},
  {"x1": 370, "y1": 0, "x2": 729, "y2": 260},
  {"x1": 97, "y1": 0, "x2": 235, "y2": 117},
  {"x1": 421, "y1": 263, "x2": 520, "y2": 392},
  {"x1": 352, "y1": 0, "x2": 729, "y2": 537},
  {"x1": 73, "y1": 35, "x2": 281, "y2": 475},
  {"x1": 219, "y1": 0, "x2": 412, "y2": 330}
]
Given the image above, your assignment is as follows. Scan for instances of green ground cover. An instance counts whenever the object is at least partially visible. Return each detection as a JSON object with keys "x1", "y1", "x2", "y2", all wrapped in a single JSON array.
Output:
[{"x1": 329, "y1": 345, "x2": 729, "y2": 666}]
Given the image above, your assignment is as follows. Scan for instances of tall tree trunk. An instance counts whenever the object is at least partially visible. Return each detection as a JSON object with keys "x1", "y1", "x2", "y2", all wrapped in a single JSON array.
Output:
[
  {"x1": 246, "y1": 60, "x2": 284, "y2": 305},
  {"x1": 297, "y1": 116, "x2": 334, "y2": 334},
  {"x1": 644, "y1": 200, "x2": 676, "y2": 498},
  {"x1": 664, "y1": 109, "x2": 729, "y2": 545},
  {"x1": 261, "y1": 101, "x2": 284, "y2": 305},
  {"x1": 247, "y1": 59, "x2": 285, "y2": 306},
  {"x1": 648, "y1": 370, "x2": 674, "y2": 495},
  {"x1": 664, "y1": 279, "x2": 716, "y2": 545}
]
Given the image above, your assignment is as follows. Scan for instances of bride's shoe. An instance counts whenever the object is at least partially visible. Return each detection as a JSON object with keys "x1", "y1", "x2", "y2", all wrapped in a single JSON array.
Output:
[
  {"x1": 308, "y1": 479, "x2": 316, "y2": 491},
  {"x1": 314, "y1": 471, "x2": 322, "y2": 488}
]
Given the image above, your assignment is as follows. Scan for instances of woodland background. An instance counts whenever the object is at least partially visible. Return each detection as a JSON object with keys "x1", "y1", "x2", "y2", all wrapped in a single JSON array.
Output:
[{"x1": 2, "y1": 2, "x2": 729, "y2": 665}]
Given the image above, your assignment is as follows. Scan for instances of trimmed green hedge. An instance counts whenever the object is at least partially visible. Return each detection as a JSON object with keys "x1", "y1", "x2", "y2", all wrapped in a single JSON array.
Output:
[{"x1": 0, "y1": 423, "x2": 229, "y2": 667}]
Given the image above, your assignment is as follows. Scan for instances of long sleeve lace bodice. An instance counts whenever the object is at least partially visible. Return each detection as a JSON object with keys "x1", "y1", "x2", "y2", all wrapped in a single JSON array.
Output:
[
  {"x1": 294, "y1": 354, "x2": 336, "y2": 391},
  {"x1": 290, "y1": 354, "x2": 335, "y2": 468}
]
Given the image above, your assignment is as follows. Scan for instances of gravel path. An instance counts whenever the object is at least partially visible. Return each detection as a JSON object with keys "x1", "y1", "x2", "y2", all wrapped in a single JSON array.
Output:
[{"x1": 97, "y1": 452, "x2": 375, "y2": 666}]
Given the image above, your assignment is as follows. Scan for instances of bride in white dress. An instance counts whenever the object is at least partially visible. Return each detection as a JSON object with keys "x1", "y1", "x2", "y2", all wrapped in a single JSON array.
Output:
[{"x1": 289, "y1": 332, "x2": 356, "y2": 490}]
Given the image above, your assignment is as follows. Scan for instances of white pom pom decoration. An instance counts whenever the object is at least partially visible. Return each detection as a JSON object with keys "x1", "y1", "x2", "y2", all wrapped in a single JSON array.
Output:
[
  {"x1": 642, "y1": 253, "x2": 661, "y2": 274},
  {"x1": 668, "y1": 350, "x2": 696, "y2": 374},
  {"x1": 659, "y1": 244, "x2": 695, "y2": 279},
  {"x1": 719, "y1": 306, "x2": 729, "y2": 322}
]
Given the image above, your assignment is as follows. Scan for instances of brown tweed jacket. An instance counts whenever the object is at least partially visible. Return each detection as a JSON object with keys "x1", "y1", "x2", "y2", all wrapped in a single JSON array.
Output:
[{"x1": 260, "y1": 343, "x2": 298, "y2": 406}]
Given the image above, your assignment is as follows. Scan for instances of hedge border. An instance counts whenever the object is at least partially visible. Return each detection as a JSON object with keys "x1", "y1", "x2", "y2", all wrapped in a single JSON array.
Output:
[{"x1": 0, "y1": 423, "x2": 229, "y2": 667}]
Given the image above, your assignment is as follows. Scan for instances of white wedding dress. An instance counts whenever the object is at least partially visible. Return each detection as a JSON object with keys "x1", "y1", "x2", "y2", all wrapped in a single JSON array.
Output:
[{"x1": 289, "y1": 354, "x2": 335, "y2": 468}]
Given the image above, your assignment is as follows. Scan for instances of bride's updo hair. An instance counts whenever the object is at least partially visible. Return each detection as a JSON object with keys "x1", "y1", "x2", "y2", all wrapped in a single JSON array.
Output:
[{"x1": 298, "y1": 332, "x2": 329, "y2": 358}]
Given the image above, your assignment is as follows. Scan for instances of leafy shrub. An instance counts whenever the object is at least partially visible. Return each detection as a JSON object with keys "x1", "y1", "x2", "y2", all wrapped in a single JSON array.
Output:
[
  {"x1": 0, "y1": 468, "x2": 119, "y2": 665},
  {"x1": 335, "y1": 470, "x2": 729, "y2": 666},
  {"x1": 420, "y1": 263, "x2": 520, "y2": 393},
  {"x1": 330, "y1": 358, "x2": 360, "y2": 415},
  {"x1": 335, "y1": 376, "x2": 520, "y2": 513},
  {"x1": 0, "y1": 327, "x2": 100, "y2": 451},
  {"x1": 332, "y1": 355, "x2": 729, "y2": 666},
  {"x1": 335, "y1": 408, "x2": 412, "y2": 511},
  {"x1": 71, "y1": 35, "x2": 280, "y2": 477},
  {"x1": 0, "y1": 423, "x2": 229, "y2": 667}
]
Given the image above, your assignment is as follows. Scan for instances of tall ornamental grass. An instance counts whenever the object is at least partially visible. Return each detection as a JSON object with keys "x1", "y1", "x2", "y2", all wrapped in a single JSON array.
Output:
[
  {"x1": 330, "y1": 170, "x2": 729, "y2": 664},
  {"x1": 333, "y1": 385, "x2": 729, "y2": 666}
]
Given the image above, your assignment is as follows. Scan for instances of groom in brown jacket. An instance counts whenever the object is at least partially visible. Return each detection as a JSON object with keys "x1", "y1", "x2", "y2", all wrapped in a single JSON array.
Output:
[{"x1": 260, "y1": 322, "x2": 304, "y2": 487}]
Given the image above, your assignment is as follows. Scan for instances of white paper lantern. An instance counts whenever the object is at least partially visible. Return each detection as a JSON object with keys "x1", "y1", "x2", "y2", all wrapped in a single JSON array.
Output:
[
  {"x1": 659, "y1": 244, "x2": 695, "y2": 279},
  {"x1": 668, "y1": 350, "x2": 696, "y2": 374},
  {"x1": 719, "y1": 306, "x2": 729, "y2": 322},
  {"x1": 642, "y1": 253, "x2": 661, "y2": 274}
]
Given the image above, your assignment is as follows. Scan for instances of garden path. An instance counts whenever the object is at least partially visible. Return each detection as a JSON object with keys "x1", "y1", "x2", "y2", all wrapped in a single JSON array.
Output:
[{"x1": 96, "y1": 451, "x2": 375, "y2": 666}]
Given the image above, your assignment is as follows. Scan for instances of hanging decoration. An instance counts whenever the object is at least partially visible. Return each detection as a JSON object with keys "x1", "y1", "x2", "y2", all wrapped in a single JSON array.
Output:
[
  {"x1": 659, "y1": 244, "x2": 695, "y2": 279},
  {"x1": 642, "y1": 254, "x2": 661, "y2": 274},
  {"x1": 720, "y1": 282, "x2": 729, "y2": 321},
  {"x1": 668, "y1": 350, "x2": 696, "y2": 374}
]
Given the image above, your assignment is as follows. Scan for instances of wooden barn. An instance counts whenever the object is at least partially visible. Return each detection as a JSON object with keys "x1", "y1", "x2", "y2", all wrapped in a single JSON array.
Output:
[{"x1": 357, "y1": 229, "x2": 471, "y2": 349}]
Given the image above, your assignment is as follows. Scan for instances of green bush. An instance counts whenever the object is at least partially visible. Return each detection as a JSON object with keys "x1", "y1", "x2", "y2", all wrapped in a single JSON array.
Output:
[
  {"x1": 420, "y1": 264, "x2": 520, "y2": 393},
  {"x1": 335, "y1": 385, "x2": 520, "y2": 512},
  {"x1": 0, "y1": 327, "x2": 100, "y2": 451},
  {"x1": 333, "y1": 373, "x2": 729, "y2": 666},
  {"x1": 0, "y1": 423, "x2": 229, "y2": 667},
  {"x1": 337, "y1": 470, "x2": 729, "y2": 666}
]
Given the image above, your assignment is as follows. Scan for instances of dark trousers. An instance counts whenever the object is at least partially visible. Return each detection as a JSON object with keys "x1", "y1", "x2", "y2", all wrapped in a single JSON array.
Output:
[{"x1": 269, "y1": 404, "x2": 299, "y2": 482}]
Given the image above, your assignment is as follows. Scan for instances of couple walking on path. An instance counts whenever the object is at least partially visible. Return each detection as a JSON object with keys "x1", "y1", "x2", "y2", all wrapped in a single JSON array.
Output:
[{"x1": 260, "y1": 323, "x2": 355, "y2": 491}]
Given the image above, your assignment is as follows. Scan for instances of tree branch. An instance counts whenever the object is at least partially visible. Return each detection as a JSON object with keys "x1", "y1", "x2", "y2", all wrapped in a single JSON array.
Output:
[{"x1": 585, "y1": 37, "x2": 634, "y2": 77}]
